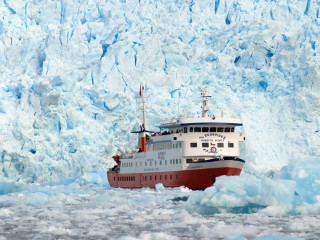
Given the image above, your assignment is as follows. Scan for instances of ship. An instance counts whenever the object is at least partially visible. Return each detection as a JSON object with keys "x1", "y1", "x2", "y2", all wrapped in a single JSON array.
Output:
[{"x1": 107, "y1": 86, "x2": 245, "y2": 190}]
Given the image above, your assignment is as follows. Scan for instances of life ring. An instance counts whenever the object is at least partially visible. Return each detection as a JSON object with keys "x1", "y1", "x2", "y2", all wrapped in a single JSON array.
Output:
[
  {"x1": 211, "y1": 147, "x2": 217, "y2": 153},
  {"x1": 193, "y1": 158, "x2": 199, "y2": 163}
]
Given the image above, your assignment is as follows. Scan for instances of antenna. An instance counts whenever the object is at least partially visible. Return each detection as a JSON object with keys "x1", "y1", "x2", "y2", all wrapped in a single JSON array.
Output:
[
  {"x1": 141, "y1": 84, "x2": 147, "y2": 131},
  {"x1": 136, "y1": 83, "x2": 148, "y2": 131},
  {"x1": 192, "y1": 88, "x2": 215, "y2": 118},
  {"x1": 201, "y1": 88, "x2": 212, "y2": 118}
]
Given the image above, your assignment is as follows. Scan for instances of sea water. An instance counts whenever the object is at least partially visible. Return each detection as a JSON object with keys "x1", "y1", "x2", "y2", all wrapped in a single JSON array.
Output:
[{"x1": 1, "y1": 158, "x2": 320, "y2": 239}]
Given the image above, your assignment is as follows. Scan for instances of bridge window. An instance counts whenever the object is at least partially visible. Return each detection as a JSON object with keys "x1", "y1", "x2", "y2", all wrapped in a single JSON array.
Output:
[
  {"x1": 202, "y1": 142, "x2": 209, "y2": 147},
  {"x1": 190, "y1": 143, "x2": 197, "y2": 148},
  {"x1": 184, "y1": 127, "x2": 188, "y2": 133},
  {"x1": 217, "y1": 143, "x2": 224, "y2": 148},
  {"x1": 190, "y1": 127, "x2": 193, "y2": 132},
  {"x1": 202, "y1": 127, "x2": 209, "y2": 132},
  {"x1": 225, "y1": 127, "x2": 231, "y2": 132},
  {"x1": 210, "y1": 127, "x2": 216, "y2": 132},
  {"x1": 228, "y1": 143, "x2": 234, "y2": 148},
  {"x1": 217, "y1": 127, "x2": 224, "y2": 132},
  {"x1": 231, "y1": 127, "x2": 234, "y2": 132},
  {"x1": 194, "y1": 127, "x2": 201, "y2": 132},
  {"x1": 186, "y1": 159, "x2": 192, "y2": 163}
]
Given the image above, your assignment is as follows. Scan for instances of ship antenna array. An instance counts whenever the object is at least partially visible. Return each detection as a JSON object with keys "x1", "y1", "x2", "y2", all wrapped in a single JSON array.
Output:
[{"x1": 200, "y1": 88, "x2": 214, "y2": 118}]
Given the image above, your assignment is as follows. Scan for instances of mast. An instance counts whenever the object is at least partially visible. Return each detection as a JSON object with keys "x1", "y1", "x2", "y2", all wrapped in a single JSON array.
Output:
[
  {"x1": 201, "y1": 89, "x2": 211, "y2": 118},
  {"x1": 141, "y1": 85, "x2": 148, "y2": 131}
]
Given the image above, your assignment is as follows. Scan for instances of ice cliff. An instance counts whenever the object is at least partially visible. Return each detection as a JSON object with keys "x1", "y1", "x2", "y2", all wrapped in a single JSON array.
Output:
[{"x1": 0, "y1": 0, "x2": 319, "y2": 183}]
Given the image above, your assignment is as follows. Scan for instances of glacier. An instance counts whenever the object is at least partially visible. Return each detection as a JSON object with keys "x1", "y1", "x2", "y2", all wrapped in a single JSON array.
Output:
[{"x1": 0, "y1": 0, "x2": 320, "y2": 239}]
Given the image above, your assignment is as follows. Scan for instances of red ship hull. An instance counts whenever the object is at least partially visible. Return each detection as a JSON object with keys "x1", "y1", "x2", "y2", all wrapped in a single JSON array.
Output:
[{"x1": 107, "y1": 166, "x2": 242, "y2": 190}]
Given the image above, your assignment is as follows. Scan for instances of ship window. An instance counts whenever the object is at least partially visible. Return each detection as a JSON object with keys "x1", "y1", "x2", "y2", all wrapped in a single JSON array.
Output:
[
  {"x1": 176, "y1": 175, "x2": 178, "y2": 179},
  {"x1": 202, "y1": 142, "x2": 209, "y2": 147},
  {"x1": 176, "y1": 159, "x2": 178, "y2": 164},
  {"x1": 225, "y1": 127, "x2": 231, "y2": 132},
  {"x1": 202, "y1": 127, "x2": 209, "y2": 132},
  {"x1": 155, "y1": 161, "x2": 157, "y2": 166},
  {"x1": 186, "y1": 159, "x2": 192, "y2": 163},
  {"x1": 173, "y1": 144, "x2": 175, "y2": 148},
  {"x1": 210, "y1": 127, "x2": 216, "y2": 132},
  {"x1": 170, "y1": 159, "x2": 172, "y2": 164},
  {"x1": 190, "y1": 127, "x2": 193, "y2": 132},
  {"x1": 179, "y1": 143, "x2": 182, "y2": 148},
  {"x1": 194, "y1": 127, "x2": 201, "y2": 132},
  {"x1": 170, "y1": 175, "x2": 172, "y2": 180},
  {"x1": 217, "y1": 127, "x2": 224, "y2": 132},
  {"x1": 218, "y1": 143, "x2": 224, "y2": 148},
  {"x1": 165, "y1": 175, "x2": 167, "y2": 180},
  {"x1": 160, "y1": 161, "x2": 162, "y2": 165},
  {"x1": 136, "y1": 162, "x2": 137, "y2": 167},
  {"x1": 179, "y1": 159, "x2": 181, "y2": 164},
  {"x1": 155, "y1": 176, "x2": 157, "y2": 181},
  {"x1": 165, "y1": 160, "x2": 167, "y2": 165},
  {"x1": 228, "y1": 143, "x2": 234, "y2": 148},
  {"x1": 231, "y1": 127, "x2": 234, "y2": 132},
  {"x1": 160, "y1": 175, "x2": 162, "y2": 180},
  {"x1": 184, "y1": 127, "x2": 188, "y2": 133},
  {"x1": 150, "y1": 162, "x2": 152, "y2": 166},
  {"x1": 190, "y1": 143, "x2": 197, "y2": 148},
  {"x1": 145, "y1": 162, "x2": 147, "y2": 166},
  {"x1": 150, "y1": 176, "x2": 152, "y2": 181}
]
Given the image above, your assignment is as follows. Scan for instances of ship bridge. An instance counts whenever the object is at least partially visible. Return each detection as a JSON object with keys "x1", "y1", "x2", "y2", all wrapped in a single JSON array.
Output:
[{"x1": 159, "y1": 117, "x2": 243, "y2": 129}]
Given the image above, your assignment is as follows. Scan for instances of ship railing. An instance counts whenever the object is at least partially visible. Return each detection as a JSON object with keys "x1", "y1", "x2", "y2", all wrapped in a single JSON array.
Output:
[{"x1": 121, "y1": 153, "x2": 134, "y2": 159}]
